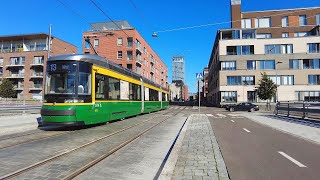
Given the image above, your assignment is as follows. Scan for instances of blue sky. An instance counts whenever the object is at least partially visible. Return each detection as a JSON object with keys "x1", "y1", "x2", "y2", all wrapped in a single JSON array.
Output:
[{"x1": 1, "y1": 0, "x2": 319, "y2": 92}]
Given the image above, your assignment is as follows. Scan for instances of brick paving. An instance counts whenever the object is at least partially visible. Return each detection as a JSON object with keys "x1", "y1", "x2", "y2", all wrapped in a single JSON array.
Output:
[{"x1": 171, "y1": 114, "x2": 229, "y2": 180}]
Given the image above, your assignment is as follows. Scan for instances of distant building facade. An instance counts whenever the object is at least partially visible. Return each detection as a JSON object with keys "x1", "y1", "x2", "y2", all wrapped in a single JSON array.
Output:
[
  {"x1": 207, "y1": 0, "x2": 320, "y2": 106},
  {"x1": 82, "y1": 21, "x2": 168, "y2": 88},
  {"x1": 202, "y1": 67, "x2": 209, "y2": 102},
  {"x1": 0, "y1": 33, "x2": 77, "y2": 99},
  {"x1": 169, "y1": 80, "x2": 188, "y2": 101},
  {"x1": 172, "y1": 56, "x2": 185, "y2": 83}
]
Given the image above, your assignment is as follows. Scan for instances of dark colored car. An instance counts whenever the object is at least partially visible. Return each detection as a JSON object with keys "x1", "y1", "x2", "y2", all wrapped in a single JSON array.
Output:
[{"x1": 225, "y1": 102, "x2": 259, "y2": 112}]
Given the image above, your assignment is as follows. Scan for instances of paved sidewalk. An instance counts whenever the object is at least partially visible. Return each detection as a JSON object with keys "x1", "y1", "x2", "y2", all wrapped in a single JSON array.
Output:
[
  {"x1": 240, "y1": 112, "x2": 320, "y2": 145},
  {"x1": 0, "y1": 114, "x2": 39, "y2": 136},
  {"x1": 162, "y1": 114, "x2": 229, "y2": 180}
]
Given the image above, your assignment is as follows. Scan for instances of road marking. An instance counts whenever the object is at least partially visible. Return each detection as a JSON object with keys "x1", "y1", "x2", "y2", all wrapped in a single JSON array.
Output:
[
  {"x1": 228, "y1": 114, "x2": 238, "y2": 117},
  {"x1": 180, "y1": 107, "x2": 184, "y2": 110},
  {"x1": 175, "y1": 107, "x2": 179, "y2": 109},
  {"x1": 186, "y1": 108, "x2": 189, "y2": 110},
  {"x1": 243, "y1": 128, "x2": 251, "y2": 133},
  {"x1": 216, "y1": 114, "x2": 226, "y2": 118},
  {"x1": 278, "y1": 151, "x2": 307, "y2": 167},
  {"x1": 231, "y1": 120, "x2": 235, "y2": 123},
  {"x1": 206, "y1": 114, "x2": 214, "y2": 117}
]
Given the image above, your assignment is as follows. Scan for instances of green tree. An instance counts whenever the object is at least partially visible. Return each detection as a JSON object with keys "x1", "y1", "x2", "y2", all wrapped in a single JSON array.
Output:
[
  {"x1": 0, "y1": 79, "x2": 16, "y2": 98},
  {"x1": 256, "y1": 72, "x2": 277, "y2": 111}
]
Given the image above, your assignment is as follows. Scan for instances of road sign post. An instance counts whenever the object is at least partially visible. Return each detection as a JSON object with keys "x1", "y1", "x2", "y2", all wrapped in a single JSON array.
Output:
[{"x1": 196, "y1": 73, "x2": 203, "y2": 113}]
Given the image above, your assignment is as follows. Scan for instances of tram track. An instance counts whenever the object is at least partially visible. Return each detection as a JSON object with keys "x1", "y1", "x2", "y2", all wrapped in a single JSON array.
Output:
[
  {"x1": 0, "y1": 107, "x2": 174, "y2": 150},
  {"x1": 0, "y1": 107, "x2": 182, "y2": 180}
]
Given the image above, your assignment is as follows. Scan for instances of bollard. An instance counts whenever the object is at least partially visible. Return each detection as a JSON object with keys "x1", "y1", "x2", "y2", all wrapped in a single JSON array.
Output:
[
  {"x1": 287, "y1": 103, "x2": 290, "y2": 117},
  {"x1": 302, "y1": 103, "x2": 305, "y2": 119}
]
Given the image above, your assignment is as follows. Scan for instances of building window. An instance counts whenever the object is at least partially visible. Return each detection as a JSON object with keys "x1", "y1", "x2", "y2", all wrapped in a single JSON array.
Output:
[
  {"x1": 299, "y1": 15, "x2": 307, "y2": 26},
  {"x1": 265, "y1": 44, "x2": 293, "y2": 54},
  {"x1": 255, "y1": 17, "x2": 271, "y2": 28},
  {"x1": 33, "y1": 56, "x2": 44, "y2": 64},
  {"x1": 221, "y1": 61, "x2": 236, "y2": 71},
  {"x1": 241, "y1": 19, "x2": 252, "y2": 29},
  {"x1": 242, "y1": 30, "x2": 256, "y2": 39},
  {"x1": 221, "y1": 91, "x2": 237, "y2": 102},
  {"x1": 127, "y1": 37, "x2": 133, "y2": 48},
  {"x1": 127, "y1": 64, "x2": 132, "y2": 70},
  {"x1": 117, "y1": 38, "x2": 123, "y2": 46},
  {"x1": 317, "y1": 14, "x2": 320, "y2": 25},
  {"x1": 85, "y1": 41, "x2": 90, "y2": 49},
  {"x1": 294, "y1": 32, "x2": 309, "y2": 37},
  {"x1": 117, "y1": 51, "x2": 122, "y2": 59},
  {"x1": 303, "y1": 59, "x2": 320, "y2": 69},
  {"x1": 268, "y1": 75, "x2": 294, "y2": 85},
  {"x1": 282, "y1": 16, "x2": 289, "y2": 27},
  {"x1": 308, "y1": 75, "x2": 320, "y2": 85},
  {"x1": 256, "y1": 34, "x2": 272, "y2": 39},
  {"x1": 247, "y1": 60, "x2": 256, "y2": 70},
  {"x1": 296, "y1": 91, "x2": 320, "y2": 101},
  {"x1": 226, "y1": 45, "x2": 254, "y2": 55},
  {"x1": 221, "y1": 30, "x2": 240, "y2": 40},
  {"x1": 308, "y1": 43, "x2": 320, "y2": 53},
  {"x1": 94, "y1": 39, "x2": 99, "y2": 47},
  {"x1": 127, "y1": 51, "x2": 133, "y2": 60},
  {"x1": 289, "y1": 59, "x2": 299, "y2": 69},
  {"x1": 260, "y1": 60, "x2": 275, "y2": 70},
  {"x1": 247, "y1": 91, "x2": 256, "y2": 103},
  {"x1": 282, "y1": 33, "x2": 289, "y2": 38},
  {"x1": 227, "y1": 76, "x2": 255, "y2": 85}
]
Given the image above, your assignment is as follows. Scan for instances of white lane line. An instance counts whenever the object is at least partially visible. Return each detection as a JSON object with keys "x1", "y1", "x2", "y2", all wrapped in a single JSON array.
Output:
[
  {"x1": 278, "y1": 151, "x2": 307, "y2": 168},
  {"x1": 231, "y1": 120, "x2": 235, "y2": 123},
  {"x1": 206, "y1": 114, "x2": 214, "y2": 117},
  {"x1": 216, "y1": 114, "x2": 227, "y2": 118},
  {"x1": 243, "y1": 128, "x2": 251, "y2": 133},
  {"x1": 228, "y1": 114, "x2": 239, "y2": 117}
]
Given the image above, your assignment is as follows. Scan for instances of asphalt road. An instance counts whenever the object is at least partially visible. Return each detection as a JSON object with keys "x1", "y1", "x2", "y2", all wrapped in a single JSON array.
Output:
[{"x1": 202, "y1": 107, "x2": 320, "y2": 180}]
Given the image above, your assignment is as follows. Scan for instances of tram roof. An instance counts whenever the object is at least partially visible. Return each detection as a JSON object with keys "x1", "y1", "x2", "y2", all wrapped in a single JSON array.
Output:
[{"x1": 48, "y1": 54, "x2": 169, "y2": 92}]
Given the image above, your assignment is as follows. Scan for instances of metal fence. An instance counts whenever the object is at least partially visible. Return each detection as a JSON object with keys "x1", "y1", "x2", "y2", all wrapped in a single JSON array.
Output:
[
  {"x1": 0, "y1": 98, "x2": 42, "y2": 115},
  {"x1": 275, "y1": 101, "x2": 320, "y2": 120}
]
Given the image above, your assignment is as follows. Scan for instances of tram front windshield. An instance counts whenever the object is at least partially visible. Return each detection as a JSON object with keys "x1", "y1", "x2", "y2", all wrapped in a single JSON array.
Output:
[{"x1": 44, "y1": 61, "x2": 91, "y2": 103}]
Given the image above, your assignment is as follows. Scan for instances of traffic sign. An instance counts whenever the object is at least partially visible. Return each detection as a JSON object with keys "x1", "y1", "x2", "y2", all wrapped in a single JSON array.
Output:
[{"x1": 196, "y1": 73, "x2": 203, "y2": 79}]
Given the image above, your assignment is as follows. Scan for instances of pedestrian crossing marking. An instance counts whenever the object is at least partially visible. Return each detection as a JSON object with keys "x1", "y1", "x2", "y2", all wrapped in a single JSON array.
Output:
[
  {"x1": 186, "y1": 108, "x2": 189, "y2": 109},
  {"x1": 206, "y1": 114, "x2": 214, "y2": 117},
  {"x1": 180, "y1": 107, "x2": 184, "y2": 110},
  {"x1": 216, "y1": 114, "x2": 227, "y2": 117}
]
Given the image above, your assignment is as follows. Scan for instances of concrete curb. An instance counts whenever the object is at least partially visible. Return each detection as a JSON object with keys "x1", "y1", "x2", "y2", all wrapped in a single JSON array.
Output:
[{"x1": 158, "y1": 115, "x2": 191, "y2": 180}]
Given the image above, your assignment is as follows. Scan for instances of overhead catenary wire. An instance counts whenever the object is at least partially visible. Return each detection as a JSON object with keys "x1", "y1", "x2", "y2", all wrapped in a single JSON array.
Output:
[{"x1": 89, "y1": 0, "x2": 130, "y2": 38}]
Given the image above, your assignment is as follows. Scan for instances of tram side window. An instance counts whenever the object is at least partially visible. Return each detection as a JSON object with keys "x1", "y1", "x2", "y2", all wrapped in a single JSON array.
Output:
[
  {"x1": 129, "y1": 83, "x2": 141, "y2": 100},
  {"x1": 108, "y1": 77, "x2": 120, "y2": 100},
  {"x1": 95, "y1": 74, "x2": 108, "y2": 100},
  {"x1": 162, "y1": 93, "x2": 166, "y2": 101},
  {"x1": 78, "y1": 63, "x2": 91, "y2": 95},
  {"x1": 149, "y1": 89, "x2": 159, "y2": 101}
]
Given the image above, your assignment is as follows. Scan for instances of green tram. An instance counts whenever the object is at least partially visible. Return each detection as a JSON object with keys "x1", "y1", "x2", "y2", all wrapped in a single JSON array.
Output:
[{"x1": 41, "y1": 54, "x2": 169, "y2": 126}]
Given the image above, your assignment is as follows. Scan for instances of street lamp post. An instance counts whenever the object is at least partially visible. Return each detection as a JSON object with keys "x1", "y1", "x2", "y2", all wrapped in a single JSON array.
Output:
[{"x1": 275, "y1": 61, "x2": 283, "y2": 103}]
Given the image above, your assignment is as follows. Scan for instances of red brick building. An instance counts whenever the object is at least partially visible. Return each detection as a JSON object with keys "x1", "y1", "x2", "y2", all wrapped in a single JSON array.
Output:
[
  {"x1": 0, "y1": 33, "x2": 77, "y2": 99},
  {"x1": 82, "y1": 21, "x2": 168, "y2": 88}
]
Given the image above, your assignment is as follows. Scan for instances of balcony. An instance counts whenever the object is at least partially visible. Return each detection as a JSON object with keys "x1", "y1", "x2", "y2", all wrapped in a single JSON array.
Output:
[
  {"x1": 30, "y1": 84, "x2": 42, "y2": 90},
  {"x1": 30, "y1": 72, "x2": 44, "y2": 78},
  {"x1": 6, "y1": 62, "x2": 25, "y2": 67},
  {"x1": 136, "y1": 45, "x2": 143, "y2": 54},
  {"x1": 14, "y1": 85, "x2": 24, "y2": 90},
  {"x1": 150, "y1": 66, "x2": 154, "y2": 74},
  {"x1": 30, "y1": 62, "x2": 44, "y2": 67},
  {"x1": 7, "y1": 73, "x2": 24, "y2": 79}
]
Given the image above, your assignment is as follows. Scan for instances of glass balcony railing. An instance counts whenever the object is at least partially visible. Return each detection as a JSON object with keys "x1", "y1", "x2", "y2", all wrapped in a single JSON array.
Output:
[
  {"x1": 31, "y1": 84, "x2": 42, "y2": 89},
  {"x1": 31, "y1": 72, "x2": 44, "y2": 77},
  {"x1": 9, "y1": 73, "x2": 25, "y2": 78}
]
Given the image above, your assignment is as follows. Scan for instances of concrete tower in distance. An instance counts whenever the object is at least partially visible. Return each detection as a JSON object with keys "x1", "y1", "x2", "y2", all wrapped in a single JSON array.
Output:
[{"x1": 172, "y1": 56, "x2": 185, "y2": 83}]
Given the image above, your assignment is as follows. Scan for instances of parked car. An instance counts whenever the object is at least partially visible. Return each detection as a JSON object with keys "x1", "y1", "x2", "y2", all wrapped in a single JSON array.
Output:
[{"x1": 225, "y1": 102, "x2": 259, "y2": 112}]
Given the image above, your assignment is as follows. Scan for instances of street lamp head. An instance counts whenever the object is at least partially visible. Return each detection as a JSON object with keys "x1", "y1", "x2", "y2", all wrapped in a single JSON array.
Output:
[{"x1": 152, "y1": 32, "x2": 158, "y2": 38}]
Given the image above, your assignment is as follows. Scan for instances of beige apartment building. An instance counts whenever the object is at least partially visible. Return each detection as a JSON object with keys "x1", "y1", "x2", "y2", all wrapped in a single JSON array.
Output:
[
  {"x1": 82, "y1": 21, "x2": 168, "y2": 89},
  {"x1": 208, "y1": 0, "x2": 320, "y2": 106},
  {"x1": 0, "y1": 33, "x2": 77, "y2": 99}
]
